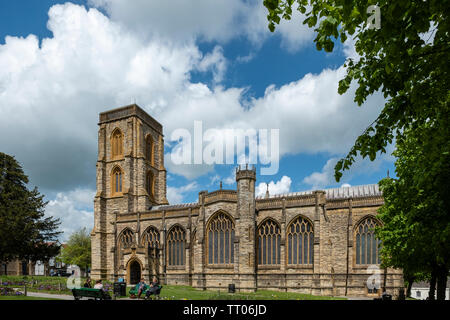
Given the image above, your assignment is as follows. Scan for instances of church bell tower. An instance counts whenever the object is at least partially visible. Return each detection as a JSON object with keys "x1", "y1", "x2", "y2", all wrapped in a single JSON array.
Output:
[{"x1": 91, "y1": 104, "x2": 168, "y2": 280}]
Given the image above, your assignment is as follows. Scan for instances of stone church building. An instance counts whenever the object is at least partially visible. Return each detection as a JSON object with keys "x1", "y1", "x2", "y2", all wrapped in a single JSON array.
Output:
[{"x1": 91, "y1": 104, "x2": 403, "y2": 297}]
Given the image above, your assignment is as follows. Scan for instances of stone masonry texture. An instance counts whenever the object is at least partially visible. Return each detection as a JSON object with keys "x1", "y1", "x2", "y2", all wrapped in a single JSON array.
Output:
[{"x1": 91, "y1": 105, "x2": 404, "y2": 297}]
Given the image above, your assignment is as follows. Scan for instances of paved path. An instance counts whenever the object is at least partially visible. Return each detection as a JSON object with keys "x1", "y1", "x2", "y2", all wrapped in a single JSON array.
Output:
[
  {"x1": 27, "y1": 292, "x2": 74, "y2": 300},
  {"x1": 26, "y1": 291, "x2": 135, "y2": 300},
  {"x1": 26, "y1": 291, "x2": 372, "y2": 301},
  {"x1": 339, "y1": 296, "x2": 373, "y2": 300}
]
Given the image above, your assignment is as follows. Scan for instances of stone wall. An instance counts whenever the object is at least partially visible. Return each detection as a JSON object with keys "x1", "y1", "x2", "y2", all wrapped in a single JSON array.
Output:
[{"x1": 91, "y1": 105, "x2": 404, "y2": 297}]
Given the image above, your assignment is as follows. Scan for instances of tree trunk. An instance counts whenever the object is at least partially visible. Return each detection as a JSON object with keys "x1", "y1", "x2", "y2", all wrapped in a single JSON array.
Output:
[
  {"x1": 436, "y1": 265, "x2": 448, "y2": 301},
  {"x1": 406, "y1": 280, "x2": 413, "y2": 298},
  {"x1": 429, "y1": 269, "x2": 436, "y2": 300}
]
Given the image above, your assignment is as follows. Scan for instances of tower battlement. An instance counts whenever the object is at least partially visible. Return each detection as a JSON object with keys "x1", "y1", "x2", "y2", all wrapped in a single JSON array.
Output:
[
  {"x1": 99, "y1": 104, "x2": 163, "y2": 135},
  {"x1": 236, "y1": 164, "x2": 256, "y2": 181}
]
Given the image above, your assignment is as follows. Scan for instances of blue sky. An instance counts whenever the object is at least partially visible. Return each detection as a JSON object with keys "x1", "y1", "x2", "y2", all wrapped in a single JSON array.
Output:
[{"x1": 0, "y1": 0, "x2": 395, "y2": 239}]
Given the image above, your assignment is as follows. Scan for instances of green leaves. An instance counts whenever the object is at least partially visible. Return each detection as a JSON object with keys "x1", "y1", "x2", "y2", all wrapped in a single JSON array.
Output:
[
  {"x1": 263, "y1": 0, "x2": 450, "y2": 182},
  {"x1": 58, "y1": 228, "x2": 91, "y2": 269},
  {"x1": 0, "y1": 152, "x2": 61, "y2": 263},
  {"x1": 262, "y1": 1, "x2": 450, "y2": 279}
]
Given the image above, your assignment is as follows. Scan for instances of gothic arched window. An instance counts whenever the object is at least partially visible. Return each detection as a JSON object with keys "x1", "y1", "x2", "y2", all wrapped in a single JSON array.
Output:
[
  {"x1": 167, "y1": 225, "x2": 185, "y2": 266},
  {"x1": 111, "y1": 128, "x2": 123, "y2": 159},
  {"x1": 355, "y1": 217, "x2": 381, "y2": 265},
  {"x1": 141, "y1": 226, "x2": 160, "y2": 248},
  {"x1": 146, "y1": 171, "x2": 154, "y2": 198},
  {"x1": 287, "y1": 216, "x2": 314, "y2": 265},
  {"x1": 119, "y1": 229, "x2": 134, "y2": 249},
  {"x1": 145, "y1": 135, "x2": 153, "y2": 164},
  {"x1": 207, "y1": 212, "x2": 235, "y2": 265},
  {"x1": 111, "y1": 166, "x2": 123, "y2": 195},
  {"x1": 257, "y1": 219, "x2": 281, "y2": 265}
]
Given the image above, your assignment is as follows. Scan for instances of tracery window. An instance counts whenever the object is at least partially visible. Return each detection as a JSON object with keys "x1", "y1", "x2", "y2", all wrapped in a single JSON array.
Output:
[
  {"x1": 287, "y1": 216, "x2": 314, "y2": 265},
  {"x1": 355, "y1": 217, "x2": 381, "y2": 265},
  {"x1": 207, "y1": 212, "x2": 235, "y2": 265},
  {"x1": 145, "y1": 135, "x2": 153, "y2": 164},
  {"x1": 141, "y1": 226, "x2": 160, "y2": 248},
  {"x1": 111, "y1": 166, "x2": 123, "y2": 195},
  {"x1": 119, "y1": 229, "x2": 134, "y2": 249},
  {"x1": 146, "y1": 171, "x2": 154, "y2": 198},
  {"x1": 257, "y1": 219, "x2": 281, "y2": 265},
  {"x1": 167, "y1": 225, "x2": 185, "y2": 266},
  {"x1": 111, "y1": 128, "x2": 123, "y2": 159}
]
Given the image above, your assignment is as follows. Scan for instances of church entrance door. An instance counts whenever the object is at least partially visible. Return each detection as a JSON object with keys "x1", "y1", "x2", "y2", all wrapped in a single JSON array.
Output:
[{"x1": 129, "y1": 260, "x2": 141, "y2": 284}]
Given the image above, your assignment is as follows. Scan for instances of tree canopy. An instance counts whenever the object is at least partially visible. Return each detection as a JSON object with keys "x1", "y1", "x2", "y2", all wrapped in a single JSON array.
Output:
[
  {"x1": 263, "y1": 0, "x2": 449, "y2": 181},
  {"x1": 0, "y1": 152, "x2": 61, "y2": 263},
  {"x1": 377, "y1": 113, "x2": 450, "y2": 299},
  {"x1": 263, "y1": 0, "x2": 450, "y2": 299},
  {"x1": 58, "y1": 228, "x2": 91, "y2": 271}
]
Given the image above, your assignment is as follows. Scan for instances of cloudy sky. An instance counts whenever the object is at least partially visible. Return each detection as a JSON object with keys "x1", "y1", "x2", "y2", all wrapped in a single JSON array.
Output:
[{"x1": 0, "y1": 0, "x2": 395, "y2": 241}]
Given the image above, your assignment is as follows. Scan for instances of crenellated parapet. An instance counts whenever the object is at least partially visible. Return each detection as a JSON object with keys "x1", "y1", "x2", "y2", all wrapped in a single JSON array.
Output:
[{"x1": 235, "y1": 164, "x2": 256, "y2": 181}]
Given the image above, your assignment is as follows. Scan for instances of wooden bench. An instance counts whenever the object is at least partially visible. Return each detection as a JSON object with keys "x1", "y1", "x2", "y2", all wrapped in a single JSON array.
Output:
[
  {"x1": 145, "y1": 285, "x2": 163, "y2": 300},
  {"x1": 129, "y1": 284, "x2": 149, "y2": 298},
  {"x1": 72, "y1": 288, "x2": 112, "y2": 300},
  {"x1": 129, "y1": 284, "x2": 163, "y2": 299}
]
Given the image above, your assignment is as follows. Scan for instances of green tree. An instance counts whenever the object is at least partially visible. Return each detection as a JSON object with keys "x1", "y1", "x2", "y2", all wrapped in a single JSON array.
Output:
[
  {"x1": 0, "y1": 152, "x2": 61, "y2": 268},
  {"x1": 376, "y1": 115, "x2": 450, "y2": 300},
  {"x1": 263, "y1": 0, "x2": 449, "y2": 181},
  {"x1": 263, "y1": 0, "x2": 450, "y2": 300},
  {"x1": 58, "y1": 228, "x2": 91, "y2": 275}
]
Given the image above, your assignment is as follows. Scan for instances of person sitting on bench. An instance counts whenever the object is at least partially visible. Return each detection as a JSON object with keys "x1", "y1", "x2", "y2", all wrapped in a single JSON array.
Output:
[
  {"x1": 137, "y1": 278, "x2": 147, "y2": 299},
  {"x1": 94, "y1": 279, "x2": 103, "y2": 290},
  {"x1": 83, "y1": 277, "x2": 92, "y2": 288},
  {"x1": 145, "y1": 276, "x2": 160, "y2": 299}
]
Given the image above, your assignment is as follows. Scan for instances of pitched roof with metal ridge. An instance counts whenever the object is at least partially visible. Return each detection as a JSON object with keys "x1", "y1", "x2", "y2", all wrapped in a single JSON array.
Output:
[{"x1": 255, "y1": 184, "x2": 381, "y2": 200}]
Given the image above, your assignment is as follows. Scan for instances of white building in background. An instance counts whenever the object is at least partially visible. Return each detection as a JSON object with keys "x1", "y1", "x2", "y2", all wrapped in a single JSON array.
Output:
[
  {"x1": 34, "y1": 260, "x2": 45, "y2": 275},
  {"x1": 410, "y1": 281, "x2": 450, "y2": 300}
]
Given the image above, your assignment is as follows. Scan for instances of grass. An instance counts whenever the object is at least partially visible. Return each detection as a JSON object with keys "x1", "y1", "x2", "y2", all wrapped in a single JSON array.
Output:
[
  {"x1": 1, "y1": 276, "x2": 345, "y2": 300},
  {"x1": 0, "y1": 295, "x2": 61, "y2": 300},
  {"x1": 0, "y1": 275, "x2": 113, "y2": 295},
  {"x1": 124, "y1": 285, "x2": 346, "y2": 300}
]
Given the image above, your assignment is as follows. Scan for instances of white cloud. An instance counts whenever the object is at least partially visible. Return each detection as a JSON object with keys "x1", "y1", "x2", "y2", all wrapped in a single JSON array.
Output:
[
  {"x1": 45, "y1": 188, "x2": 95, "y2": 242},
  {"x1": 166, "y1": 181, "x2": 199, "y2": 204},
  {"x1": 89, "y1": 0, "x2": 315, "y2": 52},
  {"x1": 0, "y1": 3, "x2": 392, "y2": 239},
  {"x1": 243, "y1": 2, "x2": 314, "y2": 53},
  {"x1": 303, "y1": 158, "x2": 339, "y2": 189},
  {"x1": 303, "y1": 147, "x2": 395, "y2": 189},
  {"x1": 165, "y1": 152, "x2": 215, "y2": 180},
  {"x1": 223, "y1": 169, "x2": 236, "y2": 185},
  {"x1": 343, "y1": 36, "x2": 359, "y2": 60},
  {"x1": 208, "y1": 174, "x2": 221, "y2": 187},
  {"x1": 196, "y1": 46, "x2": 227, "y2": 83},
  {"x1": 256, "y1": 175, "x2": 292, "y2": 197},
  {"x1": 0, "y1": 3, "x2": 384, "y2": 185},
  {"x1": 88, "y1": 0, "x2": 247, "y2": 43}
]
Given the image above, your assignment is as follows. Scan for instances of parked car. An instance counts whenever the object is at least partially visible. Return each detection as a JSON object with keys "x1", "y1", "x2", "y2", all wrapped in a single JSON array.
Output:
[{"x1": 51, "y1": 269, "x2": 72, "y2": 277}]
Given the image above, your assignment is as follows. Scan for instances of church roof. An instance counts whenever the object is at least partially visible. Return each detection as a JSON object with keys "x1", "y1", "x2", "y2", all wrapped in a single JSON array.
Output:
[
  {"x1": 325, "y1": 184, "x2": 381, "y2": 199},
  {"x1": 151, "y1": 202, "x2": 198, "y2": 211},
  {"x1": 256, "y1": 184, "x2": 381, "y2": 200},
  {"x1": 154, "y1": 184, "x2": 382, "y2": 209}
]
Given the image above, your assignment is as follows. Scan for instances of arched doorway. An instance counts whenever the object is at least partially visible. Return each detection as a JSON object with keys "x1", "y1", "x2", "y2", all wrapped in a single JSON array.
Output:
[{"x1": 129, "y1": 260, "x2": 141, "y2": 284}]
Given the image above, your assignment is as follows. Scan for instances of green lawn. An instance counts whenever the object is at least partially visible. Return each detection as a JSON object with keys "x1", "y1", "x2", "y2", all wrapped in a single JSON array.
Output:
[
  {"x1": 124, "y1": 285, "x2": 346, "y2": 300},
  {"x1": 0, "y1": 296, "x2": 61, "y2": 300},
  {"x1": 1, "y1": 276, "x2": 345, "y2": 300},
  {"x1": 1, "y1": 275, "x2": 112, "y2": 295}
]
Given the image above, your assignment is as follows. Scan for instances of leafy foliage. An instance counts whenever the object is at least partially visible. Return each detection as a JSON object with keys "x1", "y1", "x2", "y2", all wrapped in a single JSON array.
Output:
[
  {"x1": 263, "y1": 0, "x2": 450, "y2": 181},
  {"x1": 58, "y1": 228, "x2": 91, "y2": 270},
  {"x1": 376, "y1": 109, "x2": 450, "y2": 298},
  {"x1": 0, "y1": 152, "x2": 61, "y2": 263}
]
